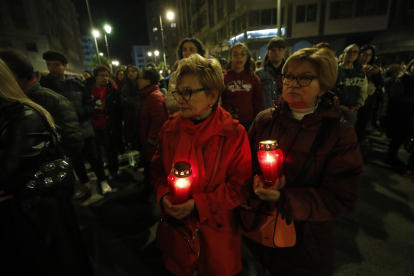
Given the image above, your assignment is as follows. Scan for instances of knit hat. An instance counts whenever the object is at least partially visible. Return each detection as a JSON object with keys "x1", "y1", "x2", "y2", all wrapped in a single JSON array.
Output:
[{"x1": 267, "y1": 37, "x2": 287, "y2": 50}]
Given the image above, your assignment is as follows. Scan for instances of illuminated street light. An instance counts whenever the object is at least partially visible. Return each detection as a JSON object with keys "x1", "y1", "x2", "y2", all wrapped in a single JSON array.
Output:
[
  {"x1": 92, "y1": 30, "x2": 100, "y2": 37},
  {"x1": 154, "y1": 50, "x2": 159, "y2": 56},
  {"x1": 99, "y1": 53, "x2": 103, "y2": 56},
  {"x1": 167, "y1": 11, "x2": 174, "y2": 20},
  {"x1": 112, "y1": 61, "x2": 119, "y2": 66},
  {"x1": 104, "y1": 24, "x2": 112, "y2": 34},
  {"x1": 159, "y1": 11, "x2": 175, "y2": 66},
  {"x1": 148, "y1": 52, "x2": 152, "y2": 56},
  {"x1": 103, "y1": 23, "x2": 113, "y2": 72}
]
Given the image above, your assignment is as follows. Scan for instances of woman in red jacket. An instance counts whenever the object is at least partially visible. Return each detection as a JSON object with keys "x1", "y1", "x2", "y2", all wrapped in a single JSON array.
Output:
[
  {"x1": 151, "y1": 54, "x2": 252, "y2": 276},
  {"x1": 222, "y1": 42, "x2": 263, "y2": 131},
  {"x1": 246, "y1": 47, "x2": 363, "y2": 275}
]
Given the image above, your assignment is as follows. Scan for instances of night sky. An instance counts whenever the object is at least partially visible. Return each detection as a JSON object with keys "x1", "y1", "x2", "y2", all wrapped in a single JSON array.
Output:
[{"x1": 72, "y1": 0, "x2": 150, "y2": 66}]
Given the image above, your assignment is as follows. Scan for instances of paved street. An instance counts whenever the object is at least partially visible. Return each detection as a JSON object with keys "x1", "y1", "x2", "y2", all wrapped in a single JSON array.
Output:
[{"x1": 73, "y1": 128, "x2": 414, "y2": 276}]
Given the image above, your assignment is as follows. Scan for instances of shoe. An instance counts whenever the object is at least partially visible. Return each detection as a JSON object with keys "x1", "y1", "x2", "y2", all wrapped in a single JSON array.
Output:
[
  {"x1": 100, "y1": 180, "x2": 112, "y2": 194},
  {"x1": 73, "y1": 182, "x2": 87, "y2": 199}
]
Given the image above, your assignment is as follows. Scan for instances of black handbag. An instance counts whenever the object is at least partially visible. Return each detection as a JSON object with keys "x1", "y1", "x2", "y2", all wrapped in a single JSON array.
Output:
[{"x1": 16, "y1": 106, "x2": 75, "y2": 199}]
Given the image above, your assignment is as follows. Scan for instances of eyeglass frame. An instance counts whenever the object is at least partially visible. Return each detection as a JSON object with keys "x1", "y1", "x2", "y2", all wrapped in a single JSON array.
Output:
[
  {"x1": 281, "y1": 73, "x2": 318, "y2": 88},
  {"x1": 345, "y1": 50, "x2": 359, "y2": 55},
  {"x1": 98, "y1": 73, "x2": 110, "y2": 78},
  {"x1": 172, "y1": 87, "x2": 206, "y2": 101}
]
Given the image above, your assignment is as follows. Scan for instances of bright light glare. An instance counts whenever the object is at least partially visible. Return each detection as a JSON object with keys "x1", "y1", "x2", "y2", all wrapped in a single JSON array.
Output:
[
  {"x1": 99, "y1": 53, "x2": 103, "y2": 56},
  {"x1": 92, "y1": 30, "x2": 100, "y2": 37},
  {"x1": 154, "y1": 50, "x2": 159, "y2": 56},
  {"x1": 112, "y1": 61, "x2": 119, "y2": 66},
  {"x1": 166, "y1": 11, "x2": 174, "y2": 20},
  {"x1": 148, "y1": 52, "x2": 152, "y2": 56},
  {"x1": 104, "y1": 25, "x2": 112, "y2": 34},
  {"x1": 175, "y1": 178, "x2": 190, "y2": 188},
  {"x1": 266, "y1": 153, "x2": 274, "y2": 163},
  {"x1": 160, "y1": 70, "x2": 163, "y2": 74}
]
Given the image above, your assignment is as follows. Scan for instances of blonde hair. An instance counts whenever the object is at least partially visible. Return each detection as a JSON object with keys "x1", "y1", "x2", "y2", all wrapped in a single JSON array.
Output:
[
  {"x1": 175, "y1": 54, "x2": 225, "y2": 108},
  {"x1": 282, "y1": 48, "x2": 338, "y2": 91},
  {"x1": 0, "y1": 59, "x2": 55, "y2": 130}
]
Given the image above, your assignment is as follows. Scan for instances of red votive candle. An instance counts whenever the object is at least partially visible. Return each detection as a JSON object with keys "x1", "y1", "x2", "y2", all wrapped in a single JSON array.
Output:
[
  {"x1": 167, "y1": 161, "x2": 192, "y2": 205},
  {"x1": 257, "y1": 140, "x2": 284, "y2": 187}
]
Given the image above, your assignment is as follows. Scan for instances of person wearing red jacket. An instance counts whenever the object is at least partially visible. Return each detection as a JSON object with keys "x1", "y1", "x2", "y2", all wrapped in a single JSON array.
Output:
[
  {"x1": 222, "y1": 42, "x2": 263, "y2": 131},
  {"x1": 246, "y1": 47, "x2": 363, "y2": 275},
  {"x1": 138, "y1": 67, "x2": 168, "y2": 200},
  {"x1": 150, "y1": 54, "x2": 252, "y2": 276}
]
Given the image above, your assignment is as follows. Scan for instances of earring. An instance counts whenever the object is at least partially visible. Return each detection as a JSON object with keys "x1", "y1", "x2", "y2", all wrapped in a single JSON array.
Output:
[{"x1": 209, "y1": 104, "x2": 213, "y2": 107}]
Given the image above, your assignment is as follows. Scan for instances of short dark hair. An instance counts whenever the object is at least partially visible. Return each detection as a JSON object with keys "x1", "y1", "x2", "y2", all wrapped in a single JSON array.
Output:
[
  {"x1": 147, "y1": 62, "x2": 156, "y2": 68},
  {"x1": 177, "y1": 37, "x2": 205, "y2": 60},
  {"x1": 359, "y1": 44, "x2": 377, "y2": 66},
  {"x1": 0, "y1": 48, "x2": 34, "y2": 80},
  {"x1": 93, "y1": 65, "x2": 110, "y2": 78},
  {"x1": 83, "y1": 70, "x2": 92, "y2": 76},
  {"x1": 141, "y1": 67, "x2": 160, "y2": 85},
  {"x1": 267, "y1": 37, "x2": 286, "y2": 50},
  {"x1": 42, "y1": 50, "x2": 68, "y2": 65}
]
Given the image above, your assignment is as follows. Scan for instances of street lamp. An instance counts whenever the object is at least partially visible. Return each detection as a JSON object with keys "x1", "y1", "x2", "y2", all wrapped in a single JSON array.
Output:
[
  {"x1": 86, "y1": 0, "x2": 100, "y2": 64},
  {"x1": 104, "y1": 24, "x2": 113, "y2": 73},
  {"x1": 148, "y1": 51, "x2": 159, "y2": 65},
  {"x1": 112, "y1": 60, "x2": 119, "y2": 67},
  {"x1": 99, "y1": 53, "x2": 104, "y2": 56},
  {"x1": 92, "y1": 30, "x2": 101, "y2": 65},
  {"x1": 159, "y1": 11, "x2": 174, "y2": 67}
]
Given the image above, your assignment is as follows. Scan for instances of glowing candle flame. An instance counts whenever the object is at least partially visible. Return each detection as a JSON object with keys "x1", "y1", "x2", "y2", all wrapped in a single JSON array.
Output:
[
  {"x1": 266, "y1": 152, "x2": 274, "y2": 162},
  {"x1": 175, "y1": 178, "x2": 191, "y2": 188}
]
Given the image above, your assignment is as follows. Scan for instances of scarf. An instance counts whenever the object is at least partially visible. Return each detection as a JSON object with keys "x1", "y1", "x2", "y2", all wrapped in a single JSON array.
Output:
[{"x1": 173, "y1": 106, "x2": 230, "y2": 195}]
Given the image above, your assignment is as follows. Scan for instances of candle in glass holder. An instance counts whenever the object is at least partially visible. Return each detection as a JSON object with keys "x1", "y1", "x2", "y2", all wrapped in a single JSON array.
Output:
[
  {"x1": 257, "y1": 140, "x2": 283, "y2": 187},
  {"x1": 167, "y1": 161, "x2": 192, "y2": 205}
]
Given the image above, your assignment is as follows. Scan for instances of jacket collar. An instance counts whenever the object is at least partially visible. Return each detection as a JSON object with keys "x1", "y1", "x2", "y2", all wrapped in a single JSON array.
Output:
[
  {"x1": 23, "y1": 78, "x2": 38, "y2": 95},
  {"x1": 139, "y1": 84, "x2": 160, "y2": 98},
  {"x1": 164, "y1": 108, "x2": 237, "y2": 137},
  {"x1": 273, "y1": 91, "x2": 341, "y2": 126}
]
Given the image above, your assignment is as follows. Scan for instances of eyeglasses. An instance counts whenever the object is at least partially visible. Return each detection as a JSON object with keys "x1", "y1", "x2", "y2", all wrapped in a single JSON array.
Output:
[
  {"x1": 346, "y1": 50, "x2": 359, "y2": 55},
  {"x1": 98, "y1": 74, "x2": 109, "y2": 78},
  {"x1": 232, "y1": 52, "x2": 247, "y2": 58},
  {"x1": 281, "y1": 73, "x2": 318, "y2": 87},
  {"x1": 172, "y1": 88, "x2": 205, "y2": 101},
  {"x1": 360, "y1": 53, "x2": 372, "y2": 57}
]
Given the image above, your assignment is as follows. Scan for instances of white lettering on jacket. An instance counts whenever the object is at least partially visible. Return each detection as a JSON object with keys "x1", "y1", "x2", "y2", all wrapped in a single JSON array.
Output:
[
  {"x1": 226, "y1": 80, "x2": 252, "y2": 92},
  {"x1": 344, "y1": 77, "x2": 365, "y2": 87}
]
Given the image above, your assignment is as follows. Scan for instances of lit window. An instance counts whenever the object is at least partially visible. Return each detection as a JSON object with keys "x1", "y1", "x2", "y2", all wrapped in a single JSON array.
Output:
[
  {"x1": 171, "y1": 23, "x2": 176, "y2": 28},
  {"x1": 153, "y1": 27, "x2": 158, "y2": 32}
]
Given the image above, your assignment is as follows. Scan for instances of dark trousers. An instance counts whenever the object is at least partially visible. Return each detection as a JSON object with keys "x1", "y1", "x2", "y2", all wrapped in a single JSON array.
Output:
[
  {"x1": 355, "y1": 104, "x2": 374, "y2": 142},
  {"x1": 94, "y1": 129, "x2": 119, "y2": 173},
  {"x1": 73, "y1": 137, "x2": 106, "y2": 184}
]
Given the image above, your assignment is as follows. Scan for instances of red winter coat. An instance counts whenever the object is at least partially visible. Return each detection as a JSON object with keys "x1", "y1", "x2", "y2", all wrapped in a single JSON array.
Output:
[
  {"x1": 246, "y1": 92, "x2": 363, "y2": 276},
  {"x1": 150, "y1": 108, "x2": 252, "y2": 276},
  {"x1": 138, "y1": 84, "x2": 168, "y2": 163},
  {"x1": 222, "y1": 69, "x2": 263, "y2": 123}
]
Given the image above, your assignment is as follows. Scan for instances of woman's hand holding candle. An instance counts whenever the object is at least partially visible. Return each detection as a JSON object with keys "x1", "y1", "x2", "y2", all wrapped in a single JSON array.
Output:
[
  {"x1": 162, "y1": 194, "x2": 196, "y2": 219},
  {"x1": 253, "y1": 174, "x2": 286, "y2": 202}
]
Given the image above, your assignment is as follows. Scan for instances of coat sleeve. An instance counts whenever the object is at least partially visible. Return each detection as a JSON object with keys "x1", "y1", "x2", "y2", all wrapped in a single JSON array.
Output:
[
  {"x1": 390, "y1": 76, "x2": 414, "y2": 104},
  {"x1": 148, "y1": 93, "x2": 168, "y2": 140},
  {"x1": 253, "y1": 75, "x2": 263, "y2": 118},
  {"x1": 277, "y1": 122, "x2": 363, "y2": 221},
  {"x1": 192, "y1": 127, "x2": 253, "y2": 223},
  {"x1": 76, "y1": 83, "x2": 94, "y2": 120},
  {"x1": 166, "y1": 72, "x2": 180, "y2": 114},
  {"x1": 150, "y1": 127, "x2": 170, "y2": 206},
  {"x1": 0, "y1": 108, "x2": 51, "y2": 189}
]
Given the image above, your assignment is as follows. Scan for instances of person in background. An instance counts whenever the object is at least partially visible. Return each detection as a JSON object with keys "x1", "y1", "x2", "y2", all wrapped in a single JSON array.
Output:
[
  {"x1": 147, "y1": 62, "x2": 156, "y2": 69},
  {"x1": 385, "y1": 59, "x2": 414, "y2": 175},
  {"x1": 83, "y1": 70, "x2": 92, "y2": 80},
  {"x1": 354, "y1": 45, "x2": 384, "y2": 154},
  {"x1": 85, "y1": 65, "x2": 124, "y2": 183},
  {"x1": 122, "y1": 65, "x2": 140, "y2": 149},
  {"x1": 40, "y1": 50, "x2": 110, "y2": 199},
  {"x1": 151, "y1": 54, "x2": 252, "y2": 276},
  {"x1": 222, "y1": 42, "x2": 263, "y2": 130},
  {"x1": 114, "y1": 68, "x2": 125, "y2": 92},
  {"x1": 137, "y1": 68, "x2": 168, "y2": 200},
  {"x1": 0, "y1": 59, "x2": 93, "y2": 276},
  {"x1": 245, "y1": 47, "x2": 363, "y2": 276},
  {"x1": 167, "y1": 37, "x2": 206, "y2": 115},
  {"x1": 381, "y1": 64, "x2": 403, "y2": 133},
  {"x1": 338, "y1": 44, "x2": 368, "y2": 126},
  {"x1": 0, "y1": 48, "x2": 84, "y2": 185},
  {"x1": 33, "y1": 71, "x2": 41, "y2": 81},
  {"x1": 256, "y1": 37, "x2": 287, "y2": 110},
  {"x1": 251, "y1": 57, "x2": 257, "y2": 72}
]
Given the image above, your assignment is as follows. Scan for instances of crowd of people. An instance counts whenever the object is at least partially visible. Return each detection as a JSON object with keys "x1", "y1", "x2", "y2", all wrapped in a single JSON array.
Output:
[{"x1": 0, "y1": 34, "x2": 413, "y2": 276}]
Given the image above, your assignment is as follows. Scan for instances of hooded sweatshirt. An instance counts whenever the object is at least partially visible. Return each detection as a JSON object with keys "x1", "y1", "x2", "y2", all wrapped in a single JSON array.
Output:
[{"x1": 222, "y1": 69, "x2": 263, "y2": 123}]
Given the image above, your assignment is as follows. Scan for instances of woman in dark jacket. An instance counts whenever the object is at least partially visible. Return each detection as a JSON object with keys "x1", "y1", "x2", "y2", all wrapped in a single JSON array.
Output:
[
  {"x1": 0, "y1": 60, "x2": 93, "y2": 275},
  {"x1": 385, "y1": 59, "x2": 414, "y2": 176},
  {"x1": 245, "y1": 47, "x2": 363, "y2": 276},
  {"x1": 122, "y1": 65, "x2": 140, "y2": 148}
]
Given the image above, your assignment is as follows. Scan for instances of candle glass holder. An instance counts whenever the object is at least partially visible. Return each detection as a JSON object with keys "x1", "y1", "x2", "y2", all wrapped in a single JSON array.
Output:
[
  {"x1": 257, "y1": 140, "x2": 283, "y2": 187},
  {"x1": 167, "y1": 161, "x2": 192, "y2": 205}
]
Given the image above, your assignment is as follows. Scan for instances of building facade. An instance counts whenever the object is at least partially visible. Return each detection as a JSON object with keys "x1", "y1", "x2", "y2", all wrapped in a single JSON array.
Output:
[
  {"x1": 82, "y1": 36, "x2": 96, "y2": 72},
  {"x1": 175, "y1": 0, "x2": 414, "y2": 67},
  {"x1": 0, "y1": 0, "x2": 87, "y2": 73},
  {"x1": 132, "y1": 45, "x2": 152, "y2": 69},
  {"x1": 145, "y1": 0, "x2": 180, "y2": 67}
]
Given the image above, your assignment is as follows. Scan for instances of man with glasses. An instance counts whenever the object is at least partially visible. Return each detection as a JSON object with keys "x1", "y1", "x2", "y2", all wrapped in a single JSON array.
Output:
[
  {"x1": 256, "y1": 37, "x2": 287, "y2": 109},
  {"x1": 41, "y1": 51, "x2": 111, "y2": 200}
]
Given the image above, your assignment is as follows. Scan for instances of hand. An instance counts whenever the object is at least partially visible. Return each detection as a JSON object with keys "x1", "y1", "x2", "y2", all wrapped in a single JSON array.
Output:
[
  {"x1": 363, "y1": 65, "x2": 372, "y2": 74},
  {"x1": 341, "y1": 107, "x2": 352, "y2": 114},
  {"x1": 240, "y1": 203, "x2": 252, "y2": 210},
  {"x1": 350, "y1": 106, "x2": 358, "y2": 113},
  {"x1": 147, "y1": 138, "x2": 159, "y2": 147},
  {"x1": 371, "y1": 65, "x2": 380, "y2": 75},
  {"x1": 253, "y1": 175, "x2": 285, "y2": 202},
  {"x1": 162, "y1": 195, "x2": 195, "y2": 220},
  {"x1": 0, "y1": 191, "x2": 12, "y2": 203}
]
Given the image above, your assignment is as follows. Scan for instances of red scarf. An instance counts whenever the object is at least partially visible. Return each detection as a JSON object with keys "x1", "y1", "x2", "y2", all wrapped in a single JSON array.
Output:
[{"x1": 173, "y1": 106, "x2": 231, "y2": 195}]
